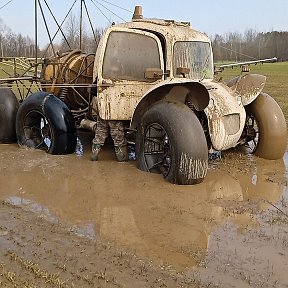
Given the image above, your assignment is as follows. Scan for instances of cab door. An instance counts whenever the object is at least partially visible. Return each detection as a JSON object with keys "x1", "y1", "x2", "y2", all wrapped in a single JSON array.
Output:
[{"x1": 96, "y1": 27, "x2": 164, "y2": 120}]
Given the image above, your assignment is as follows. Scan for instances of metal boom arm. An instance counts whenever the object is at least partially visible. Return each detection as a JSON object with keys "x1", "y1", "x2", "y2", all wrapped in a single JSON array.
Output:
[{"x1": 217, "y1": 57, "x2": 277, "y2": 72}]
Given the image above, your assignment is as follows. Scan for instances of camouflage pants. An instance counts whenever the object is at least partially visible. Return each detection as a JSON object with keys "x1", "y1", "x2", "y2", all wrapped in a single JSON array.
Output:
[{"x1": 92, "y1": 117, "x2": 126, "y2": 147}]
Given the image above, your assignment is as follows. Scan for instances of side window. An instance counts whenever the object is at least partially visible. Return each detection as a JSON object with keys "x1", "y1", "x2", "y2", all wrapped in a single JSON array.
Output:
[{"x1": 103, "y1": 31, "x2": 161, "y2": 81}]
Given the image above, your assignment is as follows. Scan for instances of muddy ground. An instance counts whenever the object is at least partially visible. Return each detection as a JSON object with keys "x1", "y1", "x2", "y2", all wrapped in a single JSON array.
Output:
[{"x1": 0, "y1": 133, "x2": 288, "y2": 288}]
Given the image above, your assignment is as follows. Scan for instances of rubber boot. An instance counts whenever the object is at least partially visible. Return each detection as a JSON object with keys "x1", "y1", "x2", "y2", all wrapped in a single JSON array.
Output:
[
  {"x1": 115, "y1": 145, "x2": 128, "y2": 162},
  {"x1": 91, "y1": 144, "x2": 102, "y2": 161}
]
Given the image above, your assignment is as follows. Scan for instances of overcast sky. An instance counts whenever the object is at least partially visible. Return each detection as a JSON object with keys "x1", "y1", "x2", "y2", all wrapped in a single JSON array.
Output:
[{"x1": 0, "y1": 0, "x2": 287, "y2": 47}]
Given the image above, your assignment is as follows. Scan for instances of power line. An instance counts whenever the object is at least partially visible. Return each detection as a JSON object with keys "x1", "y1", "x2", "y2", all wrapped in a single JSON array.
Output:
[
  {"x1": 219, "y1": 45, "x2": 257, "y2": 60},
  {"x1": 90, "y1": 0, "x2": 112, "y2": 25},
  {"x1": 98, "y1": 0, "x2": 133, "y2": 13},
  {"x1": 91, "y1": 0, "x2": 126, "y2": 22},
  {"x1": 0, "y1": 0, "x2": 13, "y2": 11}
]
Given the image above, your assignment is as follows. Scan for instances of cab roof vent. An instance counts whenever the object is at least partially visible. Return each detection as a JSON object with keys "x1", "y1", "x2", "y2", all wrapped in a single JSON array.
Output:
[{"x1": 132, "y1": 6, "x2": 143, "y2": 20}]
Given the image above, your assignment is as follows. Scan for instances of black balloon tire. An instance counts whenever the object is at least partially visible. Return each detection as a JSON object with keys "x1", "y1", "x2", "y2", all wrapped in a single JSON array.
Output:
[
  {"x1": 16, "y1": 92, "x2": 77, "y2": 155},
  {"x1": 136, "y1": 101, "x2": 208, "y2": 185},
  {"x1": 245, "y1": 92, "x2": 287, "y2": 160},
  {"x1": 0, "y1": 88, "x2": 19, "y2": 143}
]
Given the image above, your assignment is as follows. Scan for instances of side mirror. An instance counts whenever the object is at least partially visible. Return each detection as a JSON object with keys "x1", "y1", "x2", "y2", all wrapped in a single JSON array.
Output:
[
  {"x1": 144, "y1": 68, "x2": 164, "y2": 80},
  {"x1": 176, "y1": 67, "x2": 190, "y2": 77}
]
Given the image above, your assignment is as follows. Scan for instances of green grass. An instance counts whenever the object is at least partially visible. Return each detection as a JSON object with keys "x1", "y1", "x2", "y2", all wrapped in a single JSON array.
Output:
[
  {"x1": 0, "y1": 61, "x2": 40, "y2": 99},
  {"x1": 217, "y1": 61, "x2": 288, "y2": 120}
]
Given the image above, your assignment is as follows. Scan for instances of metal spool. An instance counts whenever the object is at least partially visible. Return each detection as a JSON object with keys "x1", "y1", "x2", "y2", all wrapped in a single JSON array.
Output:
[{"x1": 42, "y1": 50, "x2": 95, "y2": 110}]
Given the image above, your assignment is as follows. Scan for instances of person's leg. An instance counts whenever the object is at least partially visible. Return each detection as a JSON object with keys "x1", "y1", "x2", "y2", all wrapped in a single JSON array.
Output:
[
  {"x1": 91, "y1": 117, "x2": 109, "y2": 161},
  {"x1": 108, "y1": 121, "x2": 128, "y2": 162}
]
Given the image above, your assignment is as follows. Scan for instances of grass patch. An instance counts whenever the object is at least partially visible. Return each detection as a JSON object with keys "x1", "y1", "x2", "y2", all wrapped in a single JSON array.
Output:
[{"x1": 0, "y1": 60, "x2": 40, "y2": 99}]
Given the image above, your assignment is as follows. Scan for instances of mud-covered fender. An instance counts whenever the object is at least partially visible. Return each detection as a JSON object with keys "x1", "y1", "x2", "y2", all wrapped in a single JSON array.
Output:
[
  {"x1": 130, "y1": 79, "x2": 210, "y2": 129},
  {"x1": 226, "y1": 74, "x2": 266, "y2": 106},
  {"x1": 202, "y1": 81, "x2": 246, "y2": 151}
]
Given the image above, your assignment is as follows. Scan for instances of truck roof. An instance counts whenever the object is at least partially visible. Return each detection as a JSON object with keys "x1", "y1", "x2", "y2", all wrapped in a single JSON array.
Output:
[{"x1": 115, "y1": 18, "x2": 210, "y2": 43}]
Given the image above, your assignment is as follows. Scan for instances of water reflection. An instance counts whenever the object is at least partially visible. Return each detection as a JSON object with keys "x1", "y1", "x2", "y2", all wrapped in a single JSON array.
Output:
[
  {"x1": 0, "y1": 144, "x2": 286, "y2": 269},
  {"x1": 75, "y1": 137, "x2": 84, "y2": 157}
]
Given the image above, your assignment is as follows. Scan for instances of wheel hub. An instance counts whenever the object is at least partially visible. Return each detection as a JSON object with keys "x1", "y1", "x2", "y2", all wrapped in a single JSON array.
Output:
[{"x1": 143, "y1": 123, "x2": 172, "y2": 177}]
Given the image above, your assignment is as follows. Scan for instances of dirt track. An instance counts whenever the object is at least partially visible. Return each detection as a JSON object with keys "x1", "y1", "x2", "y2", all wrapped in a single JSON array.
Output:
[{"x1": 0, "y1": 134, "x2": 288, "y2": 287}]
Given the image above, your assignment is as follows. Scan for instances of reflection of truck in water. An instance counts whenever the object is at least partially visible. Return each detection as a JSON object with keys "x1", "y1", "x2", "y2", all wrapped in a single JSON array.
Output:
[
  {"x1": 2, "y1": 158, "x2": 285, "y2": 270},
  {"x1": 0, "y1": 6, "x2": 286, "y2": 185}
]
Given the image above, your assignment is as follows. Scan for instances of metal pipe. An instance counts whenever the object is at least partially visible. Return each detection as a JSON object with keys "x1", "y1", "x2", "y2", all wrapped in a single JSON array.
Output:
[
  {"x1": 43, "y1": 0, "x2": 71, "y2": 50},
  {"x1": 34, "y1": 0, "x2": 38, "y2": 76},
  {"x1": 80, "y1": 0, "x2": 84, "y2": 50},
  {"x1": 41, "y1": 0, "x2": 77, "y2": 59},
  {"x1": 219, "y1": 57, "x2": 277, "y2": 70},
  {"x1": 0, "y1": 42, "x2": 3, "y2": 57},
  {"x1": 79, "y1": 119, "x2": 97, "y2": 131},
  {"x1": 83, "y1": 0, "x2": 97, "y2": 44},
  {"x1": 38, "y1": 0, "x2": 57, "y2": 58},
  {"x1": 0, "y1": 77, "x2": 34, "y2": 82}
]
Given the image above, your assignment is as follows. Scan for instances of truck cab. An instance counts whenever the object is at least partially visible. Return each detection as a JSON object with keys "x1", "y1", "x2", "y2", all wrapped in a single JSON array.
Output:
[{"x1": 93, "y1": 8, "x2": 214, "y2": 121}]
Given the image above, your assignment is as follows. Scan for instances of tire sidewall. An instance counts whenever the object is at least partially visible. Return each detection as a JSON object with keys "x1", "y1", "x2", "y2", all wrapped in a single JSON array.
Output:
[
  {"x1": 0, "y1": 88, "x2": 19, "y2": 143},
  {"x1": 246, "y1": 92, "x2": 287, "y2": 160},
  {"x1": 16, "y1": 92, "x2": 77, "y2": 154},
  {"x1": 136, "y1": 107, "x2": 178, "y2": 182},
  {"x1": 136, "y1": 101, "x2": 208, "y2": 185}
]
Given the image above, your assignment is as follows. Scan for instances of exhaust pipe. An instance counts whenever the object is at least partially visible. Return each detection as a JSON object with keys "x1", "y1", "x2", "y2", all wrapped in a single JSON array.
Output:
[{"x1": 79, "y1": 119, "x2": 97, "y2": 131}]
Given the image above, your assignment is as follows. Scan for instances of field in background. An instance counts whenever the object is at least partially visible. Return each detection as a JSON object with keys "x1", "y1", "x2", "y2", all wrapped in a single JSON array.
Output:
[
  {"x1": 0, "y1": 59, "x2": 40, "y2": 99},
  {"x1": 218, "y1": 61, "x2": 288, "y2": 121}
]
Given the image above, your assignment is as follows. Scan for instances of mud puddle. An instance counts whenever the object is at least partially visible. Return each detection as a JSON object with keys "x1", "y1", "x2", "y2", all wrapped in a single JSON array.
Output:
[{"x1": 0, "y1": 137, "x2": 288, "y2": 287}]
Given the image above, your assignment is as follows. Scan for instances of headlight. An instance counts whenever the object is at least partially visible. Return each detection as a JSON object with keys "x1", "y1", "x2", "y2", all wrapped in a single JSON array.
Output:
[{"x1": 223, "y1": 113, "x2": 240, "y2": 135}]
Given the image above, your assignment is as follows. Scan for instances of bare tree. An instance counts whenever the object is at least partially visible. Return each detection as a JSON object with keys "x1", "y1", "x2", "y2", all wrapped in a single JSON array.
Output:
[
  {"x1": 212, "y1": 29, "x2": 288, "y2": 62},
  {"x1": 58, "y1": 12, "x2": 104, "y2": 54},
  {"x1": 0, "y1": 17, "x2": 37, "y2": 57}
]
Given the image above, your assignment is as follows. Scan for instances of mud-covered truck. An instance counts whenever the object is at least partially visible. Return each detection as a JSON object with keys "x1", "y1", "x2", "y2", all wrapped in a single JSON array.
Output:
[{"x1": 0, "y1": 6, "x2": 286, "y2": 185}]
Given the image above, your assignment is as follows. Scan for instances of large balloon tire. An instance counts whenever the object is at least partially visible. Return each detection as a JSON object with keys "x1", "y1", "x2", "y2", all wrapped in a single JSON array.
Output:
[
  {"x1": 136, "y1": 101, "x2": 208, "y2": 185},
  {"x1": 245, "y1": 92, "x2": 287, "y2": 160},
  {"x1": 0, "y1": 88, "x2": 19, "y2": 143},
  {"x1": 16, "y1": 92, "x2": 77, "y2": 155}
]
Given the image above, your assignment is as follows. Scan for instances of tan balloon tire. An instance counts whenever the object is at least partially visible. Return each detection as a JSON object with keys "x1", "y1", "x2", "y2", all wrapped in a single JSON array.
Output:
[{"x1": 245, "y1": 92, "x2": 287, "y2": 160}]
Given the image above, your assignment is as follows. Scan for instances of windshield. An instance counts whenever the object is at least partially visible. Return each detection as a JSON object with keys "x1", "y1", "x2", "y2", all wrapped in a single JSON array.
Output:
[{"x1": 173, "y1": 41, "x2": 213, "y2": 80}]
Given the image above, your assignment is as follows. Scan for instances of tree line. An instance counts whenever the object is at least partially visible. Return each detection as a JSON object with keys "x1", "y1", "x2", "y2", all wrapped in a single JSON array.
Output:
[
  {"x1": 0, "y1": 18, "x2": 35, "y2": 57},
  {"x1": 1, "y1": 17, "x2": 288, "y2": 62},
  {"x1": 211, "y1": 29, "x2": 288, "y2": 62},
  {"x1": 0, "y1": 15, "x2": 102, "y2": 58}
]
